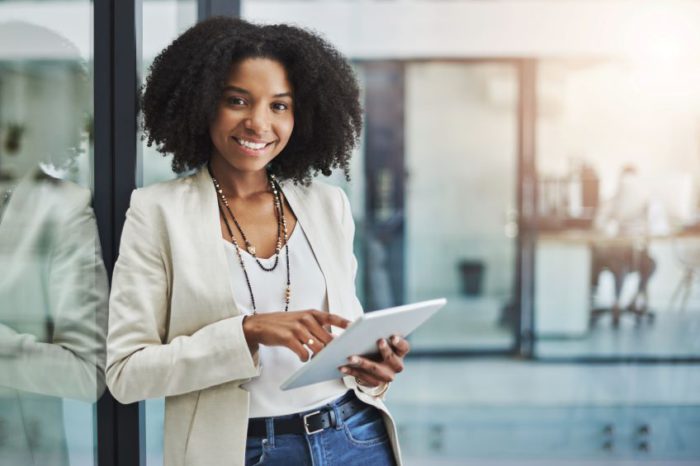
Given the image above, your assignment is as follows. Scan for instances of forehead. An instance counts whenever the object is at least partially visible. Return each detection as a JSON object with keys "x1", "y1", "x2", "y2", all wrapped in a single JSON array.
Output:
[{"x1": 225, "y1": 58, "x2": 292, "y2": 95}]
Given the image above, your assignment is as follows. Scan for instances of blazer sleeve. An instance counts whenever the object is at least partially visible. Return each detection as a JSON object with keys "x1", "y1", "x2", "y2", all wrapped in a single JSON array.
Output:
[
  {"x1": 337, "y1": 187, "x2": 391, "y2": 400},
  {"x1": 106, "y1": 190, "x2": 260, "y2": 404}
]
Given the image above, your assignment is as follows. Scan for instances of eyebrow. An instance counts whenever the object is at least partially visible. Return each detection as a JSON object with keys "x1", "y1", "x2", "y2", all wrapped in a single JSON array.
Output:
[{"x1": 223, "y1": 85, "x2": 292, "y2": 99}]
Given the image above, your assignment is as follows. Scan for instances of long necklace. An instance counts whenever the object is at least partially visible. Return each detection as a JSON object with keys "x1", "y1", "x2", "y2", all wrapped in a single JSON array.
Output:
[
  {"x1": 214, "y1": 174, "x2": 284, "y2": 272},
  {"x1": 210, "y1": 169, "x2": 291, "y2": 313}
]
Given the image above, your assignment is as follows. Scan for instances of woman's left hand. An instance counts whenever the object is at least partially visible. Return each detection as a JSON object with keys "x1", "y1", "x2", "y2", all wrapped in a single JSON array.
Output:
[{"x1": 338, "y1": 335, "x2": 410, "y2": 387}]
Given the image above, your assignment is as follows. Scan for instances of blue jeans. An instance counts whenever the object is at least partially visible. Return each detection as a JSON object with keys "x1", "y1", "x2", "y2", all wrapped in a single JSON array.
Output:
[{"x1": 245, "y1": 391, "x2": 396, "y2": 466}]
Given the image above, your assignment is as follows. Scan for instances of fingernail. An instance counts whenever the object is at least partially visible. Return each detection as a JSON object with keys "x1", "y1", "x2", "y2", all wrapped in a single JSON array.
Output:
[
  {"x1": 340, "y1": 367, "x2": 349, "y2": 374},
  {"x1": 349, "y1": 356, "x2": 359, "y2": 364},
  {"x1": 379, "y1": 339, "x2": 387, "y2": 348},
  {"x1": 392, "y1": 336, "x2": 400, "y2": 344}
]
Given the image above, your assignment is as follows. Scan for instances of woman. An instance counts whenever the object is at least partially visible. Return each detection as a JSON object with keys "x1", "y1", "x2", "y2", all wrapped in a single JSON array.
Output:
[{"x1": 106, "y1": 17, "x2": 409, "y2": 466}]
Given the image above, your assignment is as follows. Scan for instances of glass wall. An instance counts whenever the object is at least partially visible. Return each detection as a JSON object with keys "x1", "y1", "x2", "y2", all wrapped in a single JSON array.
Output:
[
  {"x1": 0, "y1": 1, "x2": 107, "y2": 465},
  {"x1": 404, "y1": 61, "x2": 518, "y2": 351},
  {"x1": 534, "y1": 59, "x2": 700, "y2": 359}
]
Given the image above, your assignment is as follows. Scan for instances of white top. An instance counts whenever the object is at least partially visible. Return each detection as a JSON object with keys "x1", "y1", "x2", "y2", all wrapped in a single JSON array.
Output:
[{"x1": 223, "y1": 223, "x2": 347, "y2": 418}]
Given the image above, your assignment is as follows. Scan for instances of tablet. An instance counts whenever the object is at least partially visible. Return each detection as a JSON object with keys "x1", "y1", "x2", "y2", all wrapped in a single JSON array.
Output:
[{"x1": 280, "y1": 298, "x2": 447, "y2": 390}]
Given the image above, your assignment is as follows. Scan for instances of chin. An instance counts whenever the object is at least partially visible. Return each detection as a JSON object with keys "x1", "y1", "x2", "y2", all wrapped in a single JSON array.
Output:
[{"x1": 228, "y1": 155, "x2": 275, "y2": 173}]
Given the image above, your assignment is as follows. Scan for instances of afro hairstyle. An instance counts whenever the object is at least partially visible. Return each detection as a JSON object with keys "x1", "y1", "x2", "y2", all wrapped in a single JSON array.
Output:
[{"x1": 141, "y1": 16, "x2": 363, "y2": 185}]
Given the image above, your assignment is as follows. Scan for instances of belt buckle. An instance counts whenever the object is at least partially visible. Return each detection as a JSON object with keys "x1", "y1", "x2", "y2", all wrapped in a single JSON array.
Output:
[{"x1": 303, "y1": 410, "x2": 323, "y2": 435}]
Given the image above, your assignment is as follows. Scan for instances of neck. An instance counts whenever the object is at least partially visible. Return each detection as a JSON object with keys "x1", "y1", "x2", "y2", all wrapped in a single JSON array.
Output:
[{"x1": 209, "y1": 156, "x2": 269, "y2": 200}]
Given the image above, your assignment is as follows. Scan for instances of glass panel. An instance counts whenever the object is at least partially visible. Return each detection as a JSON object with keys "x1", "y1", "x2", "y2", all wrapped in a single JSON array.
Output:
[
  {"x1": 139, "y1": 0, "x2": 197, "y2": 187},
  {"x1": 534, "y1": 59, "x2": 700, "y2": 359},
  {"x1": 139, "y1": 2, "x2": 197, "y2": 465},
  {"x1": 0, "y1": 2, "x2": 107, "y2": 465},
  {"x1": 405, "y1": 62, "x2": 518, "y2": 351}
]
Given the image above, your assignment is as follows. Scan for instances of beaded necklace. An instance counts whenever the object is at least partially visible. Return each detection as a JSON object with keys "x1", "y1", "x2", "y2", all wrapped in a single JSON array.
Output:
[{"x1": 209, "y1": 167, "x2": 291, "y2": 313}]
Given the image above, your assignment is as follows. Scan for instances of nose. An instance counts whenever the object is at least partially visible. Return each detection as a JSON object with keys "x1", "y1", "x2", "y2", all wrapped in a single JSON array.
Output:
[{"x1": 244, "y1": 104, "x2": 271, "y2": 135}]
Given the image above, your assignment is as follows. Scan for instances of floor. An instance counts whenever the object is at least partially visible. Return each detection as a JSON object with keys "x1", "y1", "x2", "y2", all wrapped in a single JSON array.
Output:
[
  {"x1": 410, "y1": 291, "x2": 700, "y2": 359},
  {"x1": 536, "y1": 311, "x2": 700, "y2": 358},
  {"x1": 387, "y1": 359, "x2": 700, "y2": 464}
]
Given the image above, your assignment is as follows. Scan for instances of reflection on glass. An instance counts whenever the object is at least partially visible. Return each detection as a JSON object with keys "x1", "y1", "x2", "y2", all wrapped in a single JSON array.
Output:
[
  {"x1": 535, "y1": 59, "x2": 700, "y2": 358},
  {"x1": 0, "y1": 19, "x2": 107, "y2": 466},
  {"x1": 404, "y1": 62, "x2": 518, "y2": 351}
]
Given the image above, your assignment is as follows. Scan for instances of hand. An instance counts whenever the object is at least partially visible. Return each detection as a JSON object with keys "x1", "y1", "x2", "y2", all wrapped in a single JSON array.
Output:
[
  {"x1": 339, "y1": 335, "x2": 410, "y2": 387},
  {"x1": 242, "y1": 310, "x2": 350, "y2": 362}
]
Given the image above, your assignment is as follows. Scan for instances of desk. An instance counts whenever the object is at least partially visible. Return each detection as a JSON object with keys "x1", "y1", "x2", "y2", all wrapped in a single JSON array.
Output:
[{"x1": 535, "y1": 229, "x2": 700, "y2": 337}]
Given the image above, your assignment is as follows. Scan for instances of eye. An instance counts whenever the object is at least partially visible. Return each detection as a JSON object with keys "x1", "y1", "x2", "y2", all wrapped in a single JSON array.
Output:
[
  {"x1": 272, "y1": 102, "x2": 290, "y2": 112},
  {"x1": 226, "y1": 96, "x2": 246, "y2": 106}
]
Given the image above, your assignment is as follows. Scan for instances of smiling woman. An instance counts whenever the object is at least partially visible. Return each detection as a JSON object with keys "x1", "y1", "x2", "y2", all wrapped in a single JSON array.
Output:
[{"x1": 107, "y1": 16, "x2": 407, "y2": 466}]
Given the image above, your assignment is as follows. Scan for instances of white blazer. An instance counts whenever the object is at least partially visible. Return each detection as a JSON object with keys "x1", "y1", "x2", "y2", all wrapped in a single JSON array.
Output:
[{"x1": 106, "y1": 168, "x2": 402, "y2": 466}]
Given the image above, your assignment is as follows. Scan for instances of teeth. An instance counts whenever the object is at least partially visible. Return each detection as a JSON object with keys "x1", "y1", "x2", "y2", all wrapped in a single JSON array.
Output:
[{"x1": 236, "y1": 138, "x2": 267, "y2": 150}]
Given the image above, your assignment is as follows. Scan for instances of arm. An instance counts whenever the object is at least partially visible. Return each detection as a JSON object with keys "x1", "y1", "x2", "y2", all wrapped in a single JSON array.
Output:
[
  {"x1": 106, "y1": 190, "x2": 260, "y2": 404},
  {"x1": 0, "y1": 188, "x2": 108, "y2": 402}
]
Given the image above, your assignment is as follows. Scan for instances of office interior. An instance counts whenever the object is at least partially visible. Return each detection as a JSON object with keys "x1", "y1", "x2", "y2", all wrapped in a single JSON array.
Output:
[{"x1": 1, "y1": 0, "x2": 699, "y2": 465}]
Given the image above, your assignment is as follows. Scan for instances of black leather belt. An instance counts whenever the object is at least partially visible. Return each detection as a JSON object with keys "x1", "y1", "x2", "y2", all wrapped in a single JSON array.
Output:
[{"x1": 247, "y1": 393, "x2": 366, "y2": 437}]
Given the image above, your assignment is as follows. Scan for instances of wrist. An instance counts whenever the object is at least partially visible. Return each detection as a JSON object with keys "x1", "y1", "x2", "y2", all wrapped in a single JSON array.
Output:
[
  {"x1": 356, "y1": 379, "x2": 390, "y2": 398},
  {"x1": 242, "y1": 314, "x2": 260, "y2": 350}
]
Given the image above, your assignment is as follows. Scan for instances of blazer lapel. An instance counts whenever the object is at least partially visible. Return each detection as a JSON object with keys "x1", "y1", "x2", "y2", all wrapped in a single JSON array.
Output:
[
  {"x1": 280, "y1": 182, "x2": 350, "y2": 330},
  {"x1": 191, "y1": 168, "x2": 242, "y2": 318}
]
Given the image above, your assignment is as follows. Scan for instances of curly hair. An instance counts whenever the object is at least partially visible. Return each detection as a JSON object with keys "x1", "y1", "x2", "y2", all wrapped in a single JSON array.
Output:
[{"x1": 141, "y1": 17, "x2": 362, "y2": 185}]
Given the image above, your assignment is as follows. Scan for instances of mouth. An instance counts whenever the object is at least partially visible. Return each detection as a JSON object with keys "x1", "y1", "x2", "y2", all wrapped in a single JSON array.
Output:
[{"x1": 232, "y1": 136, "x2": 274, "y2": 154}]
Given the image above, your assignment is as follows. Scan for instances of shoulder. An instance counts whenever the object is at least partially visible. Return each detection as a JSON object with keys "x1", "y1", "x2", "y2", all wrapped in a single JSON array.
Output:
[
  {"x1": 129, "y1": 170, "x2": 204, "y2": 212},
  {"x1": 282, "y1": 178, "x2": 346, "y2": 214},
  {"x1": 50, "y1": 178, "x2": 91, "y2": 208},
  {"x1": 26, "y1": 173, "x2": 92, "y2": 220},
  {"x1": 283, "y1": 178, "x2": 354, "y2": 240}
]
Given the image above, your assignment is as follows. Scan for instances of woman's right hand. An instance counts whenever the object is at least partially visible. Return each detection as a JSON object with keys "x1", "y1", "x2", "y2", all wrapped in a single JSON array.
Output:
[{"x1": 242, "y1": 310, "x2": 351, "y2": 361}]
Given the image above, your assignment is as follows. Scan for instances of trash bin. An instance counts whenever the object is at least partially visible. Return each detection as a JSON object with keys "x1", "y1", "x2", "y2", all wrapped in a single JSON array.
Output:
[{"x1": 458, "y1": 260, "x2": 484, "y2": 296}]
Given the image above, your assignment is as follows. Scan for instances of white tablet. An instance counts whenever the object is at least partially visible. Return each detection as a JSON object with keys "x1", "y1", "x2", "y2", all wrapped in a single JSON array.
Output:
[{"x1": 280, "y1": 298, "x2": 447, "y2": 390}]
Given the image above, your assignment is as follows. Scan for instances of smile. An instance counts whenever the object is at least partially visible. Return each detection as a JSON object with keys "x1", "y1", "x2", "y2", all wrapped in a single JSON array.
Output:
[{"x1": 233, "y1": 137, "x2": 274, "y2": 151}]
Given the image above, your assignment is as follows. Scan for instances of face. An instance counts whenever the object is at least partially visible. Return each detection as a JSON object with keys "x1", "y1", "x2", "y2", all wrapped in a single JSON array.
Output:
[{"x1": 209, "y1": 58, "x2": 294, "y2": 174}]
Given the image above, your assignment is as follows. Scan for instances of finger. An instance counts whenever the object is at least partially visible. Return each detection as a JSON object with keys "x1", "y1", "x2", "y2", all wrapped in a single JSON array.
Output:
[
  {"x1": 347, "y1": 355, "x2": 395, "y2": 383},
  {"x1": 311, "y1": 311, "x2": 351, "y2": 329},
  {"x1": 292, "y1": 325, "x2": 326, "y2": 356},
  {"x1": 378, "y1": 339, "x2": 403, "y2": 373},
  {"x1": 389, "y1": 335, "x2": 410, "y2": 357},
  {"x1": 288, "y1": 339, "x2": 311, "y2": 362},
  {"x1": 299, "y1": 313, "x2": 334, "y2": 346},
  {"x1": 339, "y1": 366, "x2": 383, "y2": 387}
]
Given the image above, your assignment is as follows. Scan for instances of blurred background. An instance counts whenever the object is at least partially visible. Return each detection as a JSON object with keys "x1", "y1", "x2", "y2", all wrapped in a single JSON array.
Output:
[{"x1": 2, "y1": 0, "x2": 700, "y2": 465}]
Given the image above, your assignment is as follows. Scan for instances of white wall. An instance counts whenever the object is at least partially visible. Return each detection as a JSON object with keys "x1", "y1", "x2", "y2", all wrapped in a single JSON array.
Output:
[{"x1": 243, "y1": 0, "x2": 700, "y2": 61}]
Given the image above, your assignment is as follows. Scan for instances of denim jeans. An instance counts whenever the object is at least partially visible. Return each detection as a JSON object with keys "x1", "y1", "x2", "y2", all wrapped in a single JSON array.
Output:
[{"x1": 245, "y1": 391, "x2": 396, "y2": 466}]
